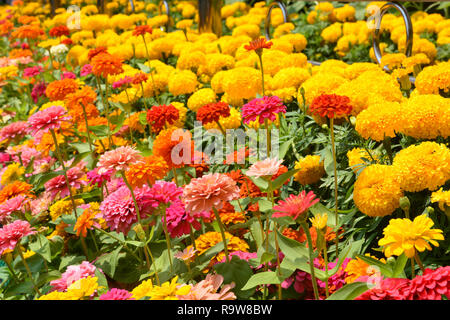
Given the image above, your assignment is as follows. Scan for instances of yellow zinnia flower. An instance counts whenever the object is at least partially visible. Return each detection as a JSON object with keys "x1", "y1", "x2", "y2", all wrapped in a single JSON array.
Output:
[{"x1": 378, "y1": 215, "x2": 444, "y2": 258}]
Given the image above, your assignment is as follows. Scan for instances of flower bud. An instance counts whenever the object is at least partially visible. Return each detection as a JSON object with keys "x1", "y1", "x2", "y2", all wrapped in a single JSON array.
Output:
[
  {"x1": 133, "y1": 223, "x2": 146, "y2": 241},
  {"x1": 399, "y1": 196, "x2": 410, "y2": 212},
  {"x1": 321, "y1": 124, "x2": 328, "y2": 130},
  {"x1": 350, "y1": 116, "x2": 356, "y2": 126}
]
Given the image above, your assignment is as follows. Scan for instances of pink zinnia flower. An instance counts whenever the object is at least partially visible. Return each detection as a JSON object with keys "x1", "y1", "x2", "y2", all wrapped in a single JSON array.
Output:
[
  {"x1": 165, "y1": 200, "x2": 208, "y2": 238},
  {"x1": 272, "y1": 191, "x2": 320, "y2": 220},
  {"x1": 31, "y1": 81, "x2": 47, "y2": 103},
  {"x1": 80, "y1": 64, "x2": 92, "y2": 77},
  {"x1": 44, "y1": 163, "x2": 88, "y2": 199},
  {"x1": 178, "y1": 274, "x2": 236, "y2": 300},
  {"x1": 241, "y1": 96, "x2": 286, "y2": 124},
  {"x1": 148, "y1": 180, "x2": 183, "y2": 205},
  {"x1": 87, "y1": 167, "x2": 113, "y2": 188},
  {"x1": 112, "y1": 76, "x2": 133, "y2": 89},
  {"x1": 409, "y1": 266, "x2": 450, "y2": 300},
  {"x1": 97, "y1": 146, "x2": 143, "y2": 175},
  {"x1": 62, "y1": 71, "x2": 76, "y2": 80},
  {"x1": 100, "y1": 185, "x2": 158, "y2": 234},
  {"x1": 27, "y1": 105, "x2": 70, "y2": 136},
  {"x1": 0, "y1": 121, "x2": 28, "y2": 141},
  {"x1": 355, "y1": 277, "x2": 412, "y2": 300},
  {"x1": 183, "y1": 173, "x2": 240, "y2": 214},
  {"x1": 0, "y1": 195, "x2": 27, "y2": 223},
  {"x1": 246, "y1": 157, "x2": 283, "y2": 178},
  {"x1": 0, "y1": 220, "x2": 36, "y2": 255},
  {"x1": 0, "y1": 152, "x2": 11, "y2": 163},
  {"x1": 104, "y1": 177, "x2": 125, "y2": 197},
  {"x1": 99, "y1": 288, "x2": 134, "y2": 300},
  {"x1": 23, "y1": 66, "x2": 43, "y2": 78},
  {"x1": 50, "y1": 261, "x2": 97, "y2": 292}
]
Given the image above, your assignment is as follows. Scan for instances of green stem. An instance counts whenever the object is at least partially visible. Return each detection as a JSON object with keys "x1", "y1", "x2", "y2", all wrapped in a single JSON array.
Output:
[
  {"x1": 330, "y1": 119, "x2": 339, "y2": 258},
  {"x1": 323, "y1": 244, "x2": 330, "y2": 298},
  {"x1": 212, "y1": 207, "x2": 229, "y2": 263},
  {"x1": 50, "y1": 129, "x2": 78, "y2": 218},
  {"x1": 4, "y1": 259, "x2": 20, "y2": 283},
  {"x1": 414, "y1": 252, "x2": 425, "y2": 273},
  {"x1": 300, "y1": 220, "x2": 320, "y2": 300},
  {"x1": 17, "y1": 246, "x2": 41, "y2": 297},
  {"x1": 80, "y1": 102, "x2": 94, "y2": 154},
  {"x1": 264, "y1": 118, "x2": 271, "y2": 157},
  {"x1": 258, "y1": 53, "x2": 265, "y2": 96},
  {"x1": 92, "y1": 226, "x2": 141, "y2": 262},
  {"x1": 90, "y1": 229, "x2": 99, "y2": 253},
  {"x1": 161, "y1": 205, "x2": 174, "y2": 274}
]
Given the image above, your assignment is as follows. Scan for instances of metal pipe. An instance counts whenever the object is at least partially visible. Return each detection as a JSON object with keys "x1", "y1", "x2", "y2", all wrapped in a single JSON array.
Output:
[
  {"x1": 372, "y1": 1, "x2": 413, "y2": 72},
  {"x1": 198, "y1": 0, "x2": 223, "y2": 37},
  {"x1": 160, "y1": 0, "x2": 170, "y2": 32},
  {"x1": 264, "y1": 1, "x2": 288, "y2": 40}
]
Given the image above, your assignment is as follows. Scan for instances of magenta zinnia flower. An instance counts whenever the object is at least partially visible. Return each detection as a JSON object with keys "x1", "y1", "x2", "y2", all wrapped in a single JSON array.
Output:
[
  {"x1": 148, "y1": 180, "x2": 183, "y2": 205},
  {"x1": 27, "y1": 105, "x2": 70, "y2": 136},
  {"x1": 80, "y1": 64, "x2": 92, "y2": 77},
  {"x1": 50, "y1": 261, "x2": 97, "y2": 292},
  {"x1": 87, "y1": 167, "x2": 113, "y2": 188},
  {"x1": 100, "y1": 185, "x2": 158, "y2": 234},
  {"x1": 23, "y1": 65, "x2": 43, "y2": 78},
  {"x1": 0, "y1": 195, "x2": 27, "y2": 223},
  {"x1": 246, "y1": 157, "x2": 283, "y2": 178},
  {"x1": 0, "y1": 220, "x2": 36, "y2": 255},
  {"x1": 272, "y1": 191, "x2": 319, "y2": 220},
  {"x1": 183, "y1": 173, "x2": 240, "y2": 214},
  {"x1": 44, "y1": 163, "x2": 88, "y2": 200},
  {"x1": 31, "y1": 81, "x2": 47, "y2": 103},
  {"x1": 100, "y1": 288, "x2": 134, "y2": 300},
  {"x1": 97, "y1": 146, "x2": 143, "y2": 175},
  {"x1": 241, "y1": 95, "x2": 286, "y2": 124},
  {"x1": 165, "y1": 200, "x2": 208, "y2": 238},
  {"x1": 0, "y1": 121, "x2": 28, "y2": 141}
]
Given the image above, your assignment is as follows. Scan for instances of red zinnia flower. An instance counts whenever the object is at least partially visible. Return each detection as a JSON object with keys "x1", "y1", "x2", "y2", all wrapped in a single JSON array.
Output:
[
  {"x1": 61, "y1": 38, "x2": 73, "y2": 46},
  {"x1": 272, "y1": 191, "x2": 319, "y2": 221},
  {"x1": 146, "y1": 104, "x2": 179, "y2": 133},
  {"x1": 49, "y1": 25, "x2": 70, "y2": 38},
  {"x1": 197, "y1": 102, "x2": 230, "y2": 125},
  {"x1": 309, "y1": 94, "x2": 352, "y2": 119},
  {"x1": 132, "y1": 25, "x2": 153, "y2": 37},
  {"x1": 410, "y1": 266, "x2": 450, "y2": 300},
  {"x1": 244, "y1": 38, "x2": 273, "y2": 55}
]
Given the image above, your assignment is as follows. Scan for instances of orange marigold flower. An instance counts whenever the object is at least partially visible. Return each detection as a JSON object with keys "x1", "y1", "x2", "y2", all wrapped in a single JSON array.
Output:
[
  {"x1": 244, "y1": 38, "x2": 273, "y2": 55},
  {"x1": 68, "y1": 103, "x2": 99, "y2": 124},
  {"x1": 196, "y1": 102, "x2": 230, "y2": 125},
  {"x1": 0, "y1": 181, "x2": 34, "y2": 204},
  {"x1": 125, "y1": 155, "x2": 169, "y2": 188},
  {"x1": 132, "y1": 25, "x2": 153, "y2": 37},
  {"x1": 45, "y1": 78, "x2": 79, "y2": 101},
  {"x1": 309, "y1": 94, "x2": 352, "y2": 119},
  {"x1": 153, "y1": 128, "x2": 193, "y2": 170},
  {"x1": 91, "y1": 53, "x2": 123, "y2": 78}
]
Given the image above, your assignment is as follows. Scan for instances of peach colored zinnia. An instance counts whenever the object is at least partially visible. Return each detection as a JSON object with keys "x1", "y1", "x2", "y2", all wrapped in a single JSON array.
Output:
[
  {"x1": 178, "y1": 274, "x2": 236, "y2": 300},
  {"x1": 246, "y1": 158, "x2": 283, "y2": 178},
  {"x1": 183, "y1": 173, "x2": 240, "y2": 214},
  {"x1": 97, "y1": 146, "x2": 143, "y2": 175}
]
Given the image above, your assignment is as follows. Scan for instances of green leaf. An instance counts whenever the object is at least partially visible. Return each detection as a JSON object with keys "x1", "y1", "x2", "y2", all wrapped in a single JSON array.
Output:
[
  {"x1": 392, "y1": 254, "x2": 408, "y2": 278},
  {"x1": 30, "y1": 170, "x2": 64, "y2": 190},
  {"x1": 214, "y1": 256, "x2": 254, "y2": 299},
  {"x1": 139, "y1": 112, "x2": 148, "y2": 125},
  {"x1": 37, "y1": 270, "x2": 62, "y2": 287},
  {"x1": 109, "y1": 245, "x2": 123, "y2": 277},
  {"x1": 4, "y1": 281, "x2": 34, "y2": 298},
  {"x1": 29, "y1": 234, "x2": 52, "y2": 262},
  {"x1": 247, "y1": 175, "x2": 269, "y2": 191},
  {"x1": 276, "y1": 229, "x2": 309, "y2": 264},
  {"x1": 241, "y1": 271, "x2": 283, "y2": 290},
  {"x1": 270, "y1": 169, "x2": 298, "y2": 191},
  {"x1": 87, "y1": 125, "x2": 109, "y2": 137},
  {"x1": 326, "y1": 282, "x2": 369, "y2": 300},
  {"x1": 59, "y1": 255, "x2": 86, "y2": 271},
  {"x1": 70, "y1": 142, "x2": 91, "y2": 153},
  {"x1": 95, "y1": 268, "x2": 109, "y2": 295},
  {"x1": 257, "y1": 199, "x2": 273, "y2": 213},
  {"x1": 137, "y1": 63, "x2": 151, "y2": 73},
  {"x1": 278, "y1": 138, "x2": 294, "y2": 160}
]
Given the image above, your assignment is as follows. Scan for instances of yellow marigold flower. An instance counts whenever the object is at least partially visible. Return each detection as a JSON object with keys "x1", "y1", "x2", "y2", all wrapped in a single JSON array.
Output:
[
  {"x1": 176, "y1": 51, "x2": 207, "y2": 73},
  {"x1": 393, "y1": 142, "x2": 450, "y2": 193},
  {"x1": 195, "y1": 231, "x2": 249, "y2": 265},
  {"x1": 310, "y1": 213, "x2": 328, "y2": 231},
  {"x1": 1, "y1": 163, "x2": 24, "y2": 185},
  {"x1": 200, "y1": 53, "x2": 235, "y2": 77},
  {"x1": 271, "y1": 67, "x2": 311, "y2": 90},
  {"x1": 270, "y1": 39, "x2": 294, "y2": 54},
  {"x1": 379, "y1": 215, "x2": 444, "y2": 258},
  {"x1": 299, "y1": 72, "x2": 347, "y2": 106},
  {"x1": 232, "y1": 24, "x2": 260, "y2": 39},
  {"x1": 280, "y1": 33, "x2": 307, "y2": 52},
  {"x1": 307, "y1": 11, "x2": 318, "y2": 24},
  {"x1": 353, "y1": 164, "x2": 403, "y2": 217},
  {"x1": 23, "y1": 249, "x2": 35, "y2": 259},
  {"x1": 293, "y1": 155, "x2": 325, "y2": 186},
  {"x1": 347, "y1": 148, "x2": 379, "y2": 174},
  {"x1": 187, "y1": 88, "x2": 217, "y2": 112},
  {"x1": 334, "y1": 4, "x2": 355, "y2": 22},
  {"x1": 343, "y1": 62, "x2": 381, "y2": 80},
  {"x1": 49, "y1": 198, "x2": 84, "y2": 221},
  {"x1": 355, "y1": 101, "x2": 402, "y2": 141},
  {"x1": 273, "y1": 23, "x2": 295, "y2": 39},
  {"x1": 321, "y1": 22, "x2": 342, "y2": 43},
  {"x1": 66, "y1": 276, "x2": 99, "y2": 300},
  {"x1": 168, "y1": 102, "x2": 188, "y2": 128},
  {"x1": 335, "y1": 34, "x2": 358, "y2": 56},
  {"x1": 380, "y1": 53, "x2": 406, "y2": 70},
  {"x1": 345, "y1": 254, "x2": 386, "y2": 283},
  {"x1": 431, "y1": 188, "x2": 450, "y2": 212},
  {"x1": 168, "y1": 70, "x2": 198, "y2": 96},
  {"x1": 281, "y1": 53, "x2": 308, "y2": 68},
  {"x1": 261, "y1": 50, "x2": 289, "y2": 76},
  {"x1": 176, "y1": 19, "x2": 193, "y2": 30},
  {"x1": 222, "y1": 67, "x2": 262, "y2": 101},
  {"x1": 414, "y1": 61, "x2": 450, "y2": 94},
  {"x1": 398, "y1": 95, "x2": 450, "y2": 140}
]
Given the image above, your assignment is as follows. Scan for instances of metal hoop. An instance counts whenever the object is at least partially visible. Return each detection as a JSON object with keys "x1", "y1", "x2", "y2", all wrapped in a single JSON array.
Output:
[
  {"x1": 372, "y1": 2, "x2": 413, "y2": 72},
  {"x1": 264, "y1": 1, "x2": 288, "y2": 40},
  {"x1": 159, "y1": 0, "x2": 170, "y2": 32},
  {"x1": 129, "y1": 0, "x2": 135, "y2": 13}
]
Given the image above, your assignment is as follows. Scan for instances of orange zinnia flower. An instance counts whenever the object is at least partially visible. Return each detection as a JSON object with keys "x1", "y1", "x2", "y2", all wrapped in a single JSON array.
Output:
[
  {"x1": 9, "y1": 49, "x2": 32, "y2": 59},
  {"x1": 87, "y1": 47, "x2": 108, "y2": 61},
  {"x1": 125, "y1": 155, "x2": 169, "y2": 188},
  {"x1": 244, "y1": 38, "x2": 273, "y2": 55},
  {"x1": 74, "y1": 208, "x2": 97, "y2": 237},
  {"x1": 132, "y1": 25, "x2": 152, "y2": 37},
  {"x1": 64, "y1": 86, "x2": 97, "y2": 111},
  {"x1": 153, "y1": 128, "x2": 193, "y2": 170},
  {"x1": 91, "y1": 53, "x2": 123, "y2": 78},
  {"x1": 309, "y1": 94, "x2": 352, "y2": 119},
  {"x1": 45, "y1": 78, "x2": 79, "y2": 101},
  {"x1": 0, "y1": 181, "x2": 34, "y2": 204},
  {"x1": 11, "y1": 24, "x2": 44, "y2": 40}
]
